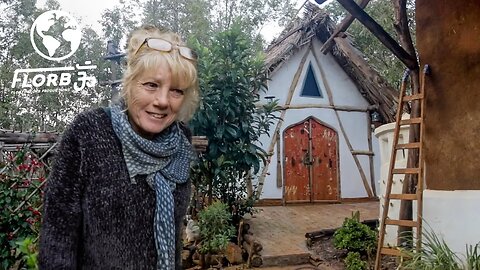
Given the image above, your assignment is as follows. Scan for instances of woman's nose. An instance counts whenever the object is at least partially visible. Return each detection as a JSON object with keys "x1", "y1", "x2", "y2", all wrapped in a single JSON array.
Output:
[{"x1": 153, "y1": 88, "x2": 169, "y2": 108}]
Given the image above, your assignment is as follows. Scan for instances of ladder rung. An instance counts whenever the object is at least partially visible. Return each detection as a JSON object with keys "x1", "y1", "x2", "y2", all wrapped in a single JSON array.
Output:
[
  {"x1": 399, "y1": 118, "x2": 422, "y2": 125},
  {"x1": 396, "y1": 142, "x2": 421, "y2": 149},
  {"x1": 389, "y1": 194, "x2": 418, "y2": 200},
  {"x1": 402, "y1": 93, "x2": 424, "y2": 101},
  {"x1": 392, "y1": 168, "x2": 420, "y2": 174},
  {"x1": 385, "y1": 219, "x2": 418, "y2": 227},
  {"x1": 380, "y1": 247, "x2": 410, "y2": 257}
]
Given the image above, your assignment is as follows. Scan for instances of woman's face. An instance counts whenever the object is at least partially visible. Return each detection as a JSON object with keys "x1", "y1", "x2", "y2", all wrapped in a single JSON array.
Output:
[{"x1": 127, "y1": 61, "x2": 185, "y2": 139}]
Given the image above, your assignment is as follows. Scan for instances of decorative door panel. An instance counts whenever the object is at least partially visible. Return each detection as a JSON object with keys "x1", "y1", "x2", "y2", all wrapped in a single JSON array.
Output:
[
  {"x1": 310, "y1": 119, "x2": 339, "y2": 201},
  {"x1": 284, "y1": 121, "x2": 310, "y2": 202},
  {"x1": 284, "y1": 117, "x2": 339, "y2": 203}
]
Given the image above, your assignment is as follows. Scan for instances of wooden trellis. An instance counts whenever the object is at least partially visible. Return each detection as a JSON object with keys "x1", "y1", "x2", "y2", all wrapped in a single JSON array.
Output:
[
  {"x1": 0, "y1": 129, "x2": 208, "y2": 219},
  {"x1": 0, "y1": 138, "x2": 56, "y2": 214}
]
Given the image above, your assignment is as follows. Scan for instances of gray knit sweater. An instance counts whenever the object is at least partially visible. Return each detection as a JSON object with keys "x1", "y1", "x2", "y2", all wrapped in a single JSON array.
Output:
[{"x1": 38, "y1": 108, "x2": 191, "y2": 270}]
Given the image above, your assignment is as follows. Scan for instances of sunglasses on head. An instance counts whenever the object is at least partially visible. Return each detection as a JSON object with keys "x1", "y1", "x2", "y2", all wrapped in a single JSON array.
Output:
[{"x1": 134, "y1": 38, "x2": 197, "y2": 61}]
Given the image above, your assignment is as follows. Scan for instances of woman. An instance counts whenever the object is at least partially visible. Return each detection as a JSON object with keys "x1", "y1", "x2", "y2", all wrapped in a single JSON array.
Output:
[{"x1": 39, "y1": 25, "x2": 199, "y2": 269}]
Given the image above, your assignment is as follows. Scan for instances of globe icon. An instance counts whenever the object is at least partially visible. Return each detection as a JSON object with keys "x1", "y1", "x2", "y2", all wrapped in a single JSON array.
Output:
[{"x1": 30, "y1": 10, "x2": 82, "y2": 61}]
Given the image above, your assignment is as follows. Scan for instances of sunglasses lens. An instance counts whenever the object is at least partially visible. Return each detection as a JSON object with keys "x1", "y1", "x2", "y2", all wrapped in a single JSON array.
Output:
[
  {"x1": 179, "y1": 47, "x2": 197, "y2": 60},
  {"x1": 147, "y1": 39, "x2": 172, "y2": 52}
]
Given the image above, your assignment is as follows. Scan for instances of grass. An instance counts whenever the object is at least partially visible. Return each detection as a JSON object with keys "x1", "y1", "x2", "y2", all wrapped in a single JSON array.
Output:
[{"x1": 400, "y1": 225, "x2": 480, "y2": 270}]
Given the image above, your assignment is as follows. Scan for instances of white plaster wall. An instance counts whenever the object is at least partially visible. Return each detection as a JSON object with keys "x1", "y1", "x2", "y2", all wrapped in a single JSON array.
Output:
[
  {"x1": 256, "y1": 38, "x2": 379, "y2": 200},
  {"x1": 260, "y1": 46, "x2": 309, "y2": 104},
  {"x1": 311, "y1": 39, "x2": 370, "y2": 107},
  {"x1": 423, "y1": 190, "x2": 480, "y2": 262}
]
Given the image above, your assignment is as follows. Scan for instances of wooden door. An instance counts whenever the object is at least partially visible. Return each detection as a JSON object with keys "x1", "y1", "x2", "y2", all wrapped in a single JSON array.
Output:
[
  {"x1": 310, "y1": 119, "x2": 339, "y2": 201},
  {"x1": 284, "y1": 117, "x2": 339, "y2": 203}
]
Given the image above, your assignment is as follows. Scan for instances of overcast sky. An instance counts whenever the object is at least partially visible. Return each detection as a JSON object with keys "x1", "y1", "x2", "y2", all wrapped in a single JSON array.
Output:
[{"x1": 35, "y1": 0, "x2": 330, "y2": 43}]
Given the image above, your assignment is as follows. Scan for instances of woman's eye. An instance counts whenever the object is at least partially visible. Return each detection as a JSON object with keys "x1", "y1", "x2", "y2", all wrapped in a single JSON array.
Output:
[
  {"x1": 142, "y1": 82, "x2": 157, "y2": 91},
  {"x1": 170, "y1": 89, "x2": 185, "y2": 97}
]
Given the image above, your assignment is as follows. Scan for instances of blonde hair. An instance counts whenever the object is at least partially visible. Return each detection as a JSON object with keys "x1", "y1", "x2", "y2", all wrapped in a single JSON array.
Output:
[{"x1": 121, "y1": 25, "x2": 199, "y2": 122}]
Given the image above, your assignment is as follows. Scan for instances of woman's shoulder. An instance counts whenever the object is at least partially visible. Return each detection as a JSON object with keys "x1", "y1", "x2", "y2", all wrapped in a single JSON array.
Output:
[
  {"x1": 63, "y1": 107, "x2": 112, "y2": 138},
  {"x1": 69, "y1": 107, "x2": 110, "y2": 128}
]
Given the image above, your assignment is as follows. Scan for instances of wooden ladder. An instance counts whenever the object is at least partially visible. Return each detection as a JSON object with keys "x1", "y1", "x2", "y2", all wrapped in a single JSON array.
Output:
[{"x1": 374, "y1": 65, "x2": 429, "y2": 270}]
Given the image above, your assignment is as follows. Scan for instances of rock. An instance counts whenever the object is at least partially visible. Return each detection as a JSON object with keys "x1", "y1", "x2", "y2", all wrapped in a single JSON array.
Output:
[{"x1": 225, "y1": 242, "x2": 244, "y2": 264}]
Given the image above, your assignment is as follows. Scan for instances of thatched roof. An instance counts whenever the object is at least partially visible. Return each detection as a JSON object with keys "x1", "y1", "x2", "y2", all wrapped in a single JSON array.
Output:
[{"x1": 265, "y1": 4, "x2": 398, "y2": 123}]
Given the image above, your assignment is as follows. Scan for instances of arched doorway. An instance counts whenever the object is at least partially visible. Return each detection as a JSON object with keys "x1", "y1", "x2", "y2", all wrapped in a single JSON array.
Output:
[{"x1": 283, "y1": 117, "x2": 339, "y2": 203}]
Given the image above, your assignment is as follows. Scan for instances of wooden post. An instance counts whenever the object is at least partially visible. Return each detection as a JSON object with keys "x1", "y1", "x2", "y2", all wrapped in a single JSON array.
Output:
[
  {"x1": 0, "y1": 142, "x2": 4, "y2": 163},
  {"x1": 276, "y1": 130, "x2": 282, "y2": 188},
  {"x1": 367, "y1": 113, "x2": 377, "y2": 196}
]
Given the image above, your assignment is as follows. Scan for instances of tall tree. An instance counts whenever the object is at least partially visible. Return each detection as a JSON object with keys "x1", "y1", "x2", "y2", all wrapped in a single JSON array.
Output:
[
  {"x1": 137, "y1": 0, "x2": 295, "y2": 46},
  {"x1": 100, "y1": 1, "x2": 138, "y2": 46}
]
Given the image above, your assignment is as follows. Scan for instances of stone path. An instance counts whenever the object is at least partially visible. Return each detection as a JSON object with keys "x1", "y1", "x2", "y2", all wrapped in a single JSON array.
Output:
[{"x1": 245, "y1": 201, "x2": 379, "y2": 267}]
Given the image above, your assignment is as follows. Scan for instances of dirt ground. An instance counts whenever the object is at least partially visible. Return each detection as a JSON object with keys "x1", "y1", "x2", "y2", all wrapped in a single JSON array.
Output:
[{"x1": 308, "y1": 235, "x2": 399, "y2": 270}]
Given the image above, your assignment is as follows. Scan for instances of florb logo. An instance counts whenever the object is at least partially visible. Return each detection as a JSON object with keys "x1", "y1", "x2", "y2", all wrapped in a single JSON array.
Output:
[
  {"x1": 11, "y1": 10, "x2": 96, "y2": 92},
  {"x1": 30, "y1": 10, "x2": 82, "y2": 62}
]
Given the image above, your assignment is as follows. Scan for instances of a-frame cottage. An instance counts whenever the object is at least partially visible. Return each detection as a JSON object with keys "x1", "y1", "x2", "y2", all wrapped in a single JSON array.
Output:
[{"x1": 255, "y1": 6, "x2": 398, "y2": 204}]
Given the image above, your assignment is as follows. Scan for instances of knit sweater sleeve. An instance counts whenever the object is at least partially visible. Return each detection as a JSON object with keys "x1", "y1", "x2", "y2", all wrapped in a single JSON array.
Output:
[{"x1": 39, "y1": 119, "x2": 84, "y2": 269}]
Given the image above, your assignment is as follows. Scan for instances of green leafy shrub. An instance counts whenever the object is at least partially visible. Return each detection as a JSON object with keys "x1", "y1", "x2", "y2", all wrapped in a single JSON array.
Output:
[
  {"x1": 344, "y1": 251, "x2": 368, "y2": 270},
  {"x1": 189, "y1": 23, "x2": 279, "y2": 222},
  {"x1": 0, "y1": 147, "x2": 47, "y2": 269},
  {"x1": 333, "y1": 211, "x2": 377, "y2": 254},
  {"x1": 198, "y1": 201, "x2": 235, "y2": 254},
  {"x1": 14, "y1": 237, "x2": 39, "y2": 270}
]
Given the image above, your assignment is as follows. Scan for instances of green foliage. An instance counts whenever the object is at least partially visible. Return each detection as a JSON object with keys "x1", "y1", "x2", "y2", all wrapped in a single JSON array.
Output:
[
  {"x1": 344, "y1": 251, "x2": 368, "y2": 270},
  {"x1": 198, "y1": 201, "x2": 235, "y2": 254},
  {"x1": 137, "y1": 0, "x2": 295, "y2": 47},
  {"x1": 100, "y1": 1, "x2": 138, "y2": 46},
  {"x1": 333, "y1": 211, "x2": 377, "y2": 254},
  {"x1": 400, "y1": 227, "x2": 480, "y2": 270},
  {"x1": 189, "y1": 24, "x2": 279, "y2": 221},
  {"x1": 0, "y1": 147, "x2": 47, "y2": 269},
  {"x1": 466, "y1": 243, "x2": 480, "y2": 270},
  {"x1": 14, "y1": 237, "x2": 39, "y2": 270}
]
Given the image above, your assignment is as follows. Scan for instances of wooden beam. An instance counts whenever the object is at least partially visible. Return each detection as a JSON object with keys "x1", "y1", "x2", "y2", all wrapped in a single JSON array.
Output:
[
  {"x1": 0, "y1": 129, "x2": 209, "y2": 153},
  {"x1": 276, "y1": 130, "x2": 282, "y2": 188},
  {"x1": 0, "y1": 129, "x2": 59, "y2": 144},
  {"x1": 280, "y1": 104, "x2": 368, "y2": 112},
  {"x1": 335, "y1": 0, "x2": 418, "y2": 70},
  {"x1": 351, "y1": 150, "x2": 374, "y2": 156},
  {"x1": 366, "y1": 114, "x2": 377, "y2": 196},
  {"x1": 320, "y1": 0, "x2": 371, "y2": 54}
]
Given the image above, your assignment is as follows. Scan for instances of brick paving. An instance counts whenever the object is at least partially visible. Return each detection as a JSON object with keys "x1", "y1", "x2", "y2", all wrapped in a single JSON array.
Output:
[{"x1": 245, "y1": 202, "x2": 379, "y2": 267}]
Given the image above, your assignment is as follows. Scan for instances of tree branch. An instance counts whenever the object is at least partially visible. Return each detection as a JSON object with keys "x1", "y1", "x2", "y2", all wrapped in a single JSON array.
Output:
[{"x1": 335, "y1": 0, "x2": 418, "y2": 70}]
